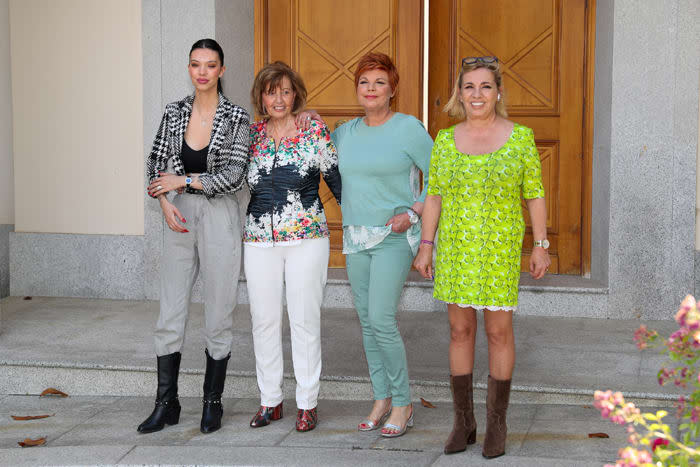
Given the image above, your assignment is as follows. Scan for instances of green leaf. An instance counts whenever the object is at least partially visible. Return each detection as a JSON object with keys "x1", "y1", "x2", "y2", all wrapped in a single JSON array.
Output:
[
  {"x1": 643, "y1": 413, "x2": 658, "y2": 421},
  {"x1": 656, "y1": 410, "x2": 668, "y2": 418}
]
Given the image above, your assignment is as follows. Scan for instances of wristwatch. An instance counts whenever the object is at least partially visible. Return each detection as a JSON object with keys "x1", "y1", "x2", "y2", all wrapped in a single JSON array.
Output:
[
  {"x1": 534, "y1": 239, "x2": 550, "y2": 249},
  {"x1": 185, "y1": 176, "x2": 193, "y2": 189},
  {"x1": 406, "y1": 209, "x2": 419, "y2": 225}
]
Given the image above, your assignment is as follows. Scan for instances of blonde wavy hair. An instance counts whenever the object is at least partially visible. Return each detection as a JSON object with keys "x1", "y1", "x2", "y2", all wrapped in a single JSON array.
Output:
[{"x1": 443, "y1": 60, "x2": 507, "y2": 120}]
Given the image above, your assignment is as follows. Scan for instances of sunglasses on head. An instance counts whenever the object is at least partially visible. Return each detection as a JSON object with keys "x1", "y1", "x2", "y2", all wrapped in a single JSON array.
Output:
[{"x1": 462, "y1": 56, "x2": 499, "y2": 66}]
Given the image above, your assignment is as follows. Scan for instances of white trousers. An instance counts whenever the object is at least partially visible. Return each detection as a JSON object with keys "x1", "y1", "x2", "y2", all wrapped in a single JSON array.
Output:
[
  {"x1": 244, "y1": 237, "x2": 329, "y2": 409},
  {"x1": 154, "y1": 193, "x2": 241, "y2": 360}
]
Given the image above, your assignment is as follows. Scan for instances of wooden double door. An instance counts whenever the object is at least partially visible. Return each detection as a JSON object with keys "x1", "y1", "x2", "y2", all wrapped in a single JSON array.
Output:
[{"x1": 255, "y1": 0, "x2": 589, "y2": 274}]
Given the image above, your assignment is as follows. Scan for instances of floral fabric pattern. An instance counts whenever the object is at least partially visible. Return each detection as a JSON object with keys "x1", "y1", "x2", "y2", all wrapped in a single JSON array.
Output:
[
  {"x1": 343, "y1": 223, "x2": 421, "y2": 256},
  {"x1": 245, "y1": 119, "x2": 341, "y2": 245},
  {"x1": 428, "y1": 124, "x2": 544, "y2": 309}
]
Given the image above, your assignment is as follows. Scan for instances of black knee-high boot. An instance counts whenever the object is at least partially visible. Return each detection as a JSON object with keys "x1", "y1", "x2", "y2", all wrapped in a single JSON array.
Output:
[
  {"x1": 137, "y1": 352, "x2": 182, "y2": 433},
  {"x1": 200, "y1": 349, "x2": 230, "y2": 433}
]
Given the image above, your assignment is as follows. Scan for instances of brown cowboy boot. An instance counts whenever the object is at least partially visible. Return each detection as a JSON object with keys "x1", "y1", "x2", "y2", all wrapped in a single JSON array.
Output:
[
  {"x1": 482, "y1": 375, "x2": 511, "y2": 459},
  {"x1": 444, "y1": 373, "x2": 477, "y2": 454}
]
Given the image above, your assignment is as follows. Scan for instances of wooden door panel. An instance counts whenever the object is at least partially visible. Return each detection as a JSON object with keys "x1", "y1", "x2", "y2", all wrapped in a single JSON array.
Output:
[
  {"x1": 429, "y1": 0, "x2": 585, "y2": 274},
  {"x1": 257, "y1": 0, "x2": 423, "y2": 268}
]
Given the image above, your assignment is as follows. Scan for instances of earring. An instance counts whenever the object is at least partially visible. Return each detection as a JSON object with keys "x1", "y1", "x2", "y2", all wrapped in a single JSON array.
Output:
[{"x1": 497, "y1": 93, "x2": 501, "y2": 101}]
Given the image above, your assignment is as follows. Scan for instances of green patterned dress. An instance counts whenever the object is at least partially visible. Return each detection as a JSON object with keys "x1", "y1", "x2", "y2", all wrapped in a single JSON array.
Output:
[{"x1": 427, "y1": 123, "x2": 544, "y2": 311}]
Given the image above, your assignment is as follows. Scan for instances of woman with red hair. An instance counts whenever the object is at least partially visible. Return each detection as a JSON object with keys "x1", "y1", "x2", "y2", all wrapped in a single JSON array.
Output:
[{"x1": 300, "y1": 52, "x2": 432, "y2": 437}]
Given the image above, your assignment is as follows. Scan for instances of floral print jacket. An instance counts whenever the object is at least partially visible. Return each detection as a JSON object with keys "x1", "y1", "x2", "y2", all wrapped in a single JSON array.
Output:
[{"x1": 245, "y1": 119, "x2": 341, "y2": 244}]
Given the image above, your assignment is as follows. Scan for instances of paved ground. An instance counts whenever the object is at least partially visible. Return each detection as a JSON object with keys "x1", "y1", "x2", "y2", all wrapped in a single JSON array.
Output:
[
  {"x1": 0, "y1": 395, "x2": 649, "y2": 466},
  {"x1": 0, "y1": 296, "x2": 687, "y2": 465}
]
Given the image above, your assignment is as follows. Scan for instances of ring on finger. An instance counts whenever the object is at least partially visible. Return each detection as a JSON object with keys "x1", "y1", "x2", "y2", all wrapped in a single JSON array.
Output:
[{"x1": 156, "y1": 185, "x2": 163, "y2": 190}]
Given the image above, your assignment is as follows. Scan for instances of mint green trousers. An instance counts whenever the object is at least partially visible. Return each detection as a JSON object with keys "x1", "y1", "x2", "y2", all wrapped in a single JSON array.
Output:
[{"x1": 345, "y1": 232, "x2": 414, "y2": 406}]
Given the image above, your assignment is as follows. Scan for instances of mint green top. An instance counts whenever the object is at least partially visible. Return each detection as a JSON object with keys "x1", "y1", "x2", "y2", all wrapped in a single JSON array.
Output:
[
  {"x1": 332, "y1": 113, "x2": 433, "y2": 227},
  {"x1": 428, "y1": 123, "x2": 545, "y2": 309}
]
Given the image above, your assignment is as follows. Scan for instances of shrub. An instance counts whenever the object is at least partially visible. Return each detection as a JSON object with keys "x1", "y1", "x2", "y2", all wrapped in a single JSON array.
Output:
[{"x1": 593, "y1": 295, "x2": 700, "y2": 466}]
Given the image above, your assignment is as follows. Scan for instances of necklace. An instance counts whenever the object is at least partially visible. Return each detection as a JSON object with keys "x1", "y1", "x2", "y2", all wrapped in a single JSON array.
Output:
[
  {"x1": 267, "y1": 119, "x2": 295, "y2": 142},
  {"x1": 194, "y1": 104, "x2": 216, "y2": 127}
]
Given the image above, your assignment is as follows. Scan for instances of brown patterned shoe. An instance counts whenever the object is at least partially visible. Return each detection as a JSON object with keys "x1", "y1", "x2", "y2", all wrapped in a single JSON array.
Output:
[{"x1": 249, "y1": 402, "x2": 283, "y2": 428}]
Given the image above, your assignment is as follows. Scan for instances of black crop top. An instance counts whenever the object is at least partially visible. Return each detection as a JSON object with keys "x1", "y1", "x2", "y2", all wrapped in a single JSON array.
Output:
[{"x1": 181, "y1": 138, "x2": 208, "y2": 174}]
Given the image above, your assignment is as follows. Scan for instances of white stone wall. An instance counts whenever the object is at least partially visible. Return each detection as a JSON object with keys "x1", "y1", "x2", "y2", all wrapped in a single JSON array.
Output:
[
  {"x1": 606, "y1": 0, "x2": 699, "y2": 317},
  {"x1": 696, "y1": 81, "x2": 700, "y2": 249}
]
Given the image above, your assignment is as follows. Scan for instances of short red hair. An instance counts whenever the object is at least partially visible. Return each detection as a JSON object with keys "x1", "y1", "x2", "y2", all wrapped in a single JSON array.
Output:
[{"x1": 353, "y1": 52, "x2": 399, "y2": 94}]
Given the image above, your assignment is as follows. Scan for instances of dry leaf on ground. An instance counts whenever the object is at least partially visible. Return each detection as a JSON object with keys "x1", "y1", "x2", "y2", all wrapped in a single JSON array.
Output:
[
  {"x1": 420, "y1": 397, "x2": 437, "y2": 408},
  {"x1": 11, "y1": 414, "x2": 55, "y2": 421},
  {"x1": 18, "y1": 437, "x2": 46, "y2": 447},
  {"x1": 588, "y1": 432, "x2": 609, "y2": 438},
  {"x1": 40, "y1": 388, "x2": 68, "y2": 397}
]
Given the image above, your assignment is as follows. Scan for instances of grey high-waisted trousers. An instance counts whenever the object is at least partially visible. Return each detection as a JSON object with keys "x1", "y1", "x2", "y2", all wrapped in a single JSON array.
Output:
[{"x1": 154, "y1": 193, "x2": 242, "y2": 360}]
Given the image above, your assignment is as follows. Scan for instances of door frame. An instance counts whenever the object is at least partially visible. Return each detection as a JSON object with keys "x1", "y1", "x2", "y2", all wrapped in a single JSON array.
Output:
[
  {"x1": 254, "y1": 0, "x2": 595, "y2": 276},
  {"x1": 582, "y1": 0, "x2": 596, "y2": 276},
  {"x1": 427, "y1": 0, "x2": 596, "y2": 276}
]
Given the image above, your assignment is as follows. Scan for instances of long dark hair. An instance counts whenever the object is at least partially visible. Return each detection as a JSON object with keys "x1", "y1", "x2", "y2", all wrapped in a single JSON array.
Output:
[{"x1": 189, "y1": 38, "x2": 224, "y2": 94}]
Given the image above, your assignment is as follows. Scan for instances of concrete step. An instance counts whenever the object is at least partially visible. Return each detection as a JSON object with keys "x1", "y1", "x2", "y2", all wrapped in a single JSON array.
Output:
[
  {"x1": 0, "y1": 297, "x2": 680, "y2": 407},
  {"x1": 1, "y1": 361, "x2": 677, "y2": 407},
  {"x1": 242, "y1": 269, "x2": 610, "y2": 316}
]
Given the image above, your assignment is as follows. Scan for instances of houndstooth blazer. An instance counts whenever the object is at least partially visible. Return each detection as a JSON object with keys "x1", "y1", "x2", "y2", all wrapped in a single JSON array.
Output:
[{"x1": 146, "y1": 93, "x2": 250, "y2": 197}]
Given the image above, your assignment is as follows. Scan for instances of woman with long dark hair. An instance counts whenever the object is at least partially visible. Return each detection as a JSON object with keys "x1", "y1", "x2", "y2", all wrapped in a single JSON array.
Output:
[{"x1": 139, "y1": 38, "x2": 250, "y2": 434}]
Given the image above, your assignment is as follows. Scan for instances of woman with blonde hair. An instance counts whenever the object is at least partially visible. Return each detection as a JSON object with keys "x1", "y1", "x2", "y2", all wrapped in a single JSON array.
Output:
[
  {"x1": 414, "y1": 56, "x2": 549, "y2": 458},
  {"x1": 245, "y1": 61, "x2": 341, "y2": 432}
]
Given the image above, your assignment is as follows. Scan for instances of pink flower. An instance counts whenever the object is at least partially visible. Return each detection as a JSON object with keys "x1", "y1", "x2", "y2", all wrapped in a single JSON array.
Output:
[
  {"x1": 676, "y1": 295, "x2": 696, "y2": 325},
  {"x1": 680, "y1": 294, "x2": 696, "y2": 311},
  {"x1": 610, "y1": 414, "x2": 625, "y2": 425},
  {"x1": 618, "y1": 446, "x2": 653, "y2": 464},
  {"x1": 613, "y1": 392, "x2": 624, "y2": 405},
  {"x1": 301, "y1": 218, "x2": 311, "y2": 226},
  {"x1": 651, "y1": 437, "x2": 669, "y2": 451}
]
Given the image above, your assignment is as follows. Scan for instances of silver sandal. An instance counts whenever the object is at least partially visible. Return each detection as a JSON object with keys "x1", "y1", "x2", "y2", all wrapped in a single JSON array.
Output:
[
  {"x1": 358, "y1": 409, "x2": 391, "y2": 432},
  {"x1": 380, "y1": 408, "x2": 414, "y2": 438}
]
